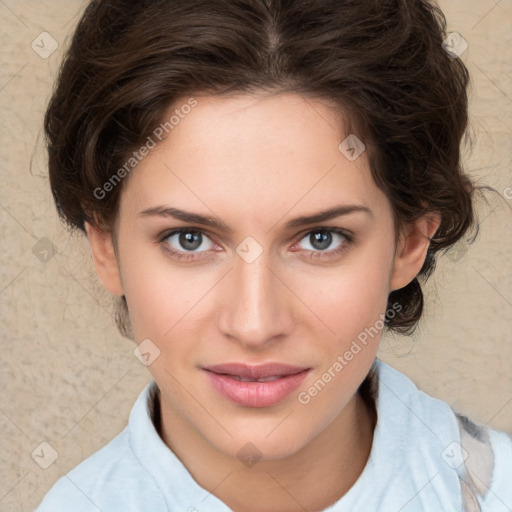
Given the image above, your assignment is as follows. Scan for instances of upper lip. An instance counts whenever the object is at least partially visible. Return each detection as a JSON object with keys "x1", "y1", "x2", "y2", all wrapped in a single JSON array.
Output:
[{"x1": 203, "y1": 363, "x2": 310, "y2": 379}]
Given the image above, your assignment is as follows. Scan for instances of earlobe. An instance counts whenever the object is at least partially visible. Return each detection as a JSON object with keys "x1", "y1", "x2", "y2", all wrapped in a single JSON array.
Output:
[
  {"x1": 84, "y1": 221, "x2": 124, "y2": 296},
  {"x1": 389, "y1": 213, "x2": 441, "y2": 292}
]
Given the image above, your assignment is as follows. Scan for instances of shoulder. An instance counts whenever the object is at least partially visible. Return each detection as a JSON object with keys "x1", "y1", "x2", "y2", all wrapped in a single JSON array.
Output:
[
  {"x1": 455, "y1": 413, "x2": 512, "y2": 512},
  {"x1": 35, "y1": 428, "x2": 166, "y2": 512},
  {"x1": 373, "y1": 359, "x2": 461, "y2": 431},
  {"x1": 373, "y1": 360, "x2": 512, "y2": 512},
  {"x1": 35, "y1": 384, "x2": 167, "y2": 512}
]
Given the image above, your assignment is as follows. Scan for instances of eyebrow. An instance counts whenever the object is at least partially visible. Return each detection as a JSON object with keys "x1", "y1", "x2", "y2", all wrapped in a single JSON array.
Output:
[{"x1": 137, "y1": 204, "x2": 373, "y2": 232}]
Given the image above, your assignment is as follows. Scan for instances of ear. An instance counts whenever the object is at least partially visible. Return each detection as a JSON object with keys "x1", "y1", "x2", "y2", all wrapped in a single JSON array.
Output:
[
  {"x1": 389, "y1": 213, "x2": 441, "y2": 292},
  {"x1": 84, "y1": 221, "x2": 124, "y2": 296}
]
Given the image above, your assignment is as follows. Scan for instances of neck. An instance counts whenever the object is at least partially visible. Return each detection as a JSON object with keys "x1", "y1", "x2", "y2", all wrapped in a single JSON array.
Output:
[{"x1": 156, "y1": 387, "x2": 376, "y2": 512}]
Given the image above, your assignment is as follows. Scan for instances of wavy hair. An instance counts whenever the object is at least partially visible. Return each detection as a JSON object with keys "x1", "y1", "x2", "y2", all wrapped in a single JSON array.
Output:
[{"x1": 44, "y1": 0, "x2": 477, "y2": 337}]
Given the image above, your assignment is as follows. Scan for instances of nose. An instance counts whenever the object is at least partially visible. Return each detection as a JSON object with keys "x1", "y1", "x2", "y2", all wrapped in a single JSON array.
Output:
[{"x1": 217, "y1": 249, "x2": 295, "y2": 350}]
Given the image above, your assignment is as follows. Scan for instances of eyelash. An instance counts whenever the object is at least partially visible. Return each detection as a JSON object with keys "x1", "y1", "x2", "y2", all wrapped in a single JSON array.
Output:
[{"x1": 156, "y1": 227, "x2": 354, "y2": 263}]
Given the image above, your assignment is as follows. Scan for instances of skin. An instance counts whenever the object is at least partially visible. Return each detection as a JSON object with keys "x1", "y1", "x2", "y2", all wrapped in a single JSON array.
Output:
[{"x1": 86, "y1": 92, "x2": 439, "y2": 512}]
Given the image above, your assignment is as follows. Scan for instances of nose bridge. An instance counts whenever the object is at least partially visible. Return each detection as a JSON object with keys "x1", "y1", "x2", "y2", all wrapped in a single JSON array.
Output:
[{"x1": 218, "y1": 249, "x2": 292, "y2": 347}]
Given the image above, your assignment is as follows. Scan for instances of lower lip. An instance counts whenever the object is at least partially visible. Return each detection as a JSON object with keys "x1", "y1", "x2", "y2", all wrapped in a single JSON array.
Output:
[{"x1": 204, "y1": 369, "x2": 310, "y2": 407}]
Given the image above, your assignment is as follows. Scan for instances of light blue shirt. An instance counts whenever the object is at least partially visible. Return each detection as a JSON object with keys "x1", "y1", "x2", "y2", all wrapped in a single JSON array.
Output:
[{"x1": 35, "y1": 360, "x2": 512, "y2": 511}]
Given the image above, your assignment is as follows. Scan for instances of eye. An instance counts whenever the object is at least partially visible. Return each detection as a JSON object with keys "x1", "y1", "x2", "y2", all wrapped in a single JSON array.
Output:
[
  {"x1": 294, "y1": 228, "x2": 352, "y2": 259},
  {"x1": 159, "y1": 229, "x2": 216, "y2": 260},
  {"x1": 157, "y1": 227, "x2": 353, "y2": 262}
]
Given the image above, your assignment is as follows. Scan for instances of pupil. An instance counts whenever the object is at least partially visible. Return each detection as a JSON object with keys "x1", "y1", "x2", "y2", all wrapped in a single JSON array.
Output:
[
  {"x1": 311, "y1": 231, "x2": 331, "y2": 250},
  {"x1": 180, "y1": 231, "x2": 201, "y2": 251}
]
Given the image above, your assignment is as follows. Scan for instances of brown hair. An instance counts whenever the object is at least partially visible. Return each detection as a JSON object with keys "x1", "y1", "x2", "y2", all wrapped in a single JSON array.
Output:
[{"x1": 44, "y1": 0, "x2": 477, "y2": 338}]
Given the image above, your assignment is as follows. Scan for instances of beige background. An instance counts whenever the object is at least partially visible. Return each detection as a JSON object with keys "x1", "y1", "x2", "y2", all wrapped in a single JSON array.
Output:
[{"x1": 0, "y1": 1, "x2": 511, "y2": 510}]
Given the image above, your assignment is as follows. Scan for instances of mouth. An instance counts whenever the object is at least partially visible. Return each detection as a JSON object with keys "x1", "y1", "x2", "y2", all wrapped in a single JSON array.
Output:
[
  {"x1": 219, "y1": 374, "x2": 288, "y2": 382},
  {"x1": 202, "y1": 363, "x2": 311, "y2": 407}
]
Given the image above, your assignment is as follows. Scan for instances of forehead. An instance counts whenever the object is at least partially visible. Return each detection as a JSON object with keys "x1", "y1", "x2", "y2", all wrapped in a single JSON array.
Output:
[{"x1": 119, "y1": 92, "x2": 387, "y2": 223}]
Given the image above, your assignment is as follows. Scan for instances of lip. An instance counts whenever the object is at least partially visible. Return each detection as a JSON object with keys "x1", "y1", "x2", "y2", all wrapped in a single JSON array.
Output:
[
  {"x1": 202, "y1": 363, "x2": 311, "y2": 407},
  {"x1": 203, "y1": 362, "x2": 310, "y2": 379}
]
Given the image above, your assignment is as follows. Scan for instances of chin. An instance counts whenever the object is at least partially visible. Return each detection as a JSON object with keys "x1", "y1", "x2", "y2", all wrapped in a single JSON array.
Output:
[{"x1": 209, "y1": 424, "x2": 312, "y2": 464}]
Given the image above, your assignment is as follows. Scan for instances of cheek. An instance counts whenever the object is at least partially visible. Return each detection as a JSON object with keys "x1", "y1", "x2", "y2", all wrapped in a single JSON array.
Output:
[
  {"x1": 294, "y1": 252, "x2": 393, "y2": 342},
  {"x1": 120, "y1": 245, "x2": 205, "y2": 340},
  {"x1": 293, "y1": 259, "x2": 391, "y2": 419},
  {"x1": 121, "y1": 257, "x2": 211, "y2": 391}
]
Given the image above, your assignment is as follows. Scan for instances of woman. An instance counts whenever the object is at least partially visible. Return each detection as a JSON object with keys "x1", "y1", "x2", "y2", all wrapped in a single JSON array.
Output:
[{"x1": 36, "y1": 0, "x2": 511, "y2": 511}]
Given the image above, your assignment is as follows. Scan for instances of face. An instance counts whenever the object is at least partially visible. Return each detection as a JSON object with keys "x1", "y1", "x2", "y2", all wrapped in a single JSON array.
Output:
[{"x1": 88, "y1": 92, "x2": 429, "y2": 462}]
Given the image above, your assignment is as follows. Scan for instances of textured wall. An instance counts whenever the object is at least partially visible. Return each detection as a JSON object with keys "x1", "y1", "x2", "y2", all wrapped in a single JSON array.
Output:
[{"x1": 0, "y1": 1, "x2": 510, "y2": 510}]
